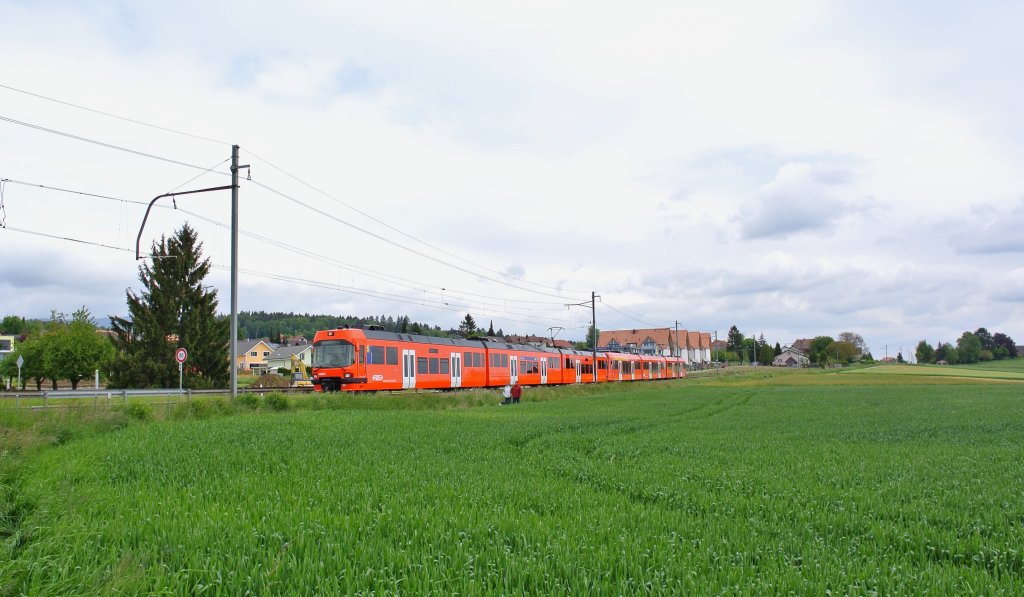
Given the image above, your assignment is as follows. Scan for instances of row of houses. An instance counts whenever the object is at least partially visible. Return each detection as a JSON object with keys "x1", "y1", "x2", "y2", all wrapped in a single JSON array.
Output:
[
  {"x1": 597, "y1": 328, "x2": 715, "y2": 365},
  {"x1": 235, "y1": 339, "x2": 311, "y2": 375}
]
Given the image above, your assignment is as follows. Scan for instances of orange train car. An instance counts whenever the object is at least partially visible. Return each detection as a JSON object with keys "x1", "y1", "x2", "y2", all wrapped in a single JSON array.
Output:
[{"x1": 311, "y1": 326, "x2": 685, "y2": 392}]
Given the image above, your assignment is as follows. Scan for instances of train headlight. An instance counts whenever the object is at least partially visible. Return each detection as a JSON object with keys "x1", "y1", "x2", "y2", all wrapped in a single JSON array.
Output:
[{"x1": 344, "y1": 373, "x2": 352, "y2": 378}]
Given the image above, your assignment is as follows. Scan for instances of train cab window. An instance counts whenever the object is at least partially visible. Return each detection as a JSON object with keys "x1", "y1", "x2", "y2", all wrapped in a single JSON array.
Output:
[
  {"x1": 368, "y1": 346, "x2": 385, "y2": 365},
  {"x1": 313, "y1": 339, "x2": 355, "y2": 368},
  {"x1": 386, "y1": 347, "x2": 398, "y2": 365},
  {"x1": 417, "y1": 357, "x2": 428, "y2": 374}
]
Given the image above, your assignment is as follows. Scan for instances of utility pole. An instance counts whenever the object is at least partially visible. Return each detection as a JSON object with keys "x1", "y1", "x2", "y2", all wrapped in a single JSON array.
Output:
[
  {"x1": 566, "y1": 291, "x2": 600, "y2": 383},
  {"x1": 674, "y1": 321, "x2": 680, "y2": 357},
  {"x1": 591, "y1": 291, "x2": 598, "y2": 383},
  {"x1": 229, "y1": 145, "x2": 249, "y2": 401},
  {"x1": 135, "y1": 146, "x2": 241, "y2": 397}
]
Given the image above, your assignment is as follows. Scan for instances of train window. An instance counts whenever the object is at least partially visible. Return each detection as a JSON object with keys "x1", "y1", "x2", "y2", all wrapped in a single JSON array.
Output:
[
  {"x1": 464, "y1": 352, "x2": 473, "y2": 367},
  {"x1": 440, "y1": 359, "x2": 449, "y2": 374},
  {"x1": 490, "y1": 353, "x2": 498, "y2": 367},
  {"x1": 368, "y1": 346, "x2": 385, "y2": 365},
  {"x1": 359, "y1": 345, "x2": 365, "y2": 364},
  {"x1": 417, "y1": 357, "x2": 428, "y2": 374},
  {"x1": 429, "y1": 358, "x2": 439, "y2": 374},
  {"x1": 386, "y1": 347, "x2": 398, "y2": 365},
  {"x1": 429, "y1": 348, "x2": 439, "y2": 354},
  {"x1": 473, "y1": 353, "x2": 483, "y2": 368},
  {"x1": 501, "y1": 354, "x2": 508, "y2": 368}
]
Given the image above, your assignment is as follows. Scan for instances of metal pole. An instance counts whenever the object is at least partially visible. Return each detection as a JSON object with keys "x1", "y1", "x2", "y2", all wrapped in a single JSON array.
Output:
[
  {"x1": 591, "y1": 291, "x2": 598, "y2": 384},
  {"x1": 674, "y1": 321, "x2": 679, "y2": 357},
  {"x1": 230, "y1": 144, "x2": 240, "y2": 401}
]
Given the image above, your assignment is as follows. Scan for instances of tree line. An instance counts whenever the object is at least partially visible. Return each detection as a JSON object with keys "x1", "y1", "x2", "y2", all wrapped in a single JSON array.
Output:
[
  {"x1": 725, "y1": 326, "x2": 872, "y2": 365},
  {"x1": 915, "y1": 328, "x2": 1016, "y2": 365}
]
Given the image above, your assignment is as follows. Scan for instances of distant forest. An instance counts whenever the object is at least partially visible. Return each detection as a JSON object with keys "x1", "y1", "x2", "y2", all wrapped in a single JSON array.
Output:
[{"x1": 236, "y1": 311, "x2": 504, "y2": 343}]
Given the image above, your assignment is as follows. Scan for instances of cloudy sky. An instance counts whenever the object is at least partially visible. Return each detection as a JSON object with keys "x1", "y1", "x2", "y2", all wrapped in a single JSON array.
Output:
[{"x1": 2, "y1": 0, "x2": 1022, "y2": 356}]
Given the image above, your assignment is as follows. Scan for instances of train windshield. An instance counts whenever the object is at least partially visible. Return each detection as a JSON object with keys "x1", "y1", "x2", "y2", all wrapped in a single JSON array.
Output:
[{"x1": 313, "y1": 339, "x2": 355, "y2": 368}]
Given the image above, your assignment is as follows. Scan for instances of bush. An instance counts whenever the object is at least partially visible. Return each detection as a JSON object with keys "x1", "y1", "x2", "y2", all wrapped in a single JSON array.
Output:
[
  {"x1": 123, "y1": 403, "x2": 153, "y2": 422},
  {"x1": 264, "y1": 393, "x2": 290, "y2": 411},
  {"x1": 172, "y1": 397, "x2": 232, "y2": 419},
  {"x1": 236, "y1": 393, "x2": 260, "y2": 410}
]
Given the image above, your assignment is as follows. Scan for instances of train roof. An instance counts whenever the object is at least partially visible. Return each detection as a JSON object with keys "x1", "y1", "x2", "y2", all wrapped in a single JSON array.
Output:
[{"x1": 319, "y1": 328, "x2": 682, "y2": 360}]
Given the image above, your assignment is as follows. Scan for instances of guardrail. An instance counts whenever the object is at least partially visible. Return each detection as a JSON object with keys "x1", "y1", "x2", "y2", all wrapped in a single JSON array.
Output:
[{"x1": 0, "y1": 386, "x2": 312, "y2": 410}]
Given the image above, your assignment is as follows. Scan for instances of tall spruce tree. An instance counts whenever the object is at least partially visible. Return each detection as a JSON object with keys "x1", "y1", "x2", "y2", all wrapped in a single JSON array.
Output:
[{"x1": 109, "y1": 224, "x2": 229, "y2": 388}]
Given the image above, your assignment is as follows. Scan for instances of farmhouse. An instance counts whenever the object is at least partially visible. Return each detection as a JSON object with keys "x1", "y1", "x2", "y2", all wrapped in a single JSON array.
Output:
[{"x1": 773, "y1": 347, "x2": 810, "y2": 367}]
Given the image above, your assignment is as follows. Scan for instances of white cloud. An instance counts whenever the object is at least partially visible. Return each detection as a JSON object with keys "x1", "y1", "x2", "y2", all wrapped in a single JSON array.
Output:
[{"x1": 0, "y1": 0, "x2": 1022, "y2": 353}]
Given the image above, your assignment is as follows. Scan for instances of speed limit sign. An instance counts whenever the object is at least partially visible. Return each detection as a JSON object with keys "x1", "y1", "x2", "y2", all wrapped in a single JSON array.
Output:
[{"x1": 175, "y1": 347, "x2": 188, "y2": 364}]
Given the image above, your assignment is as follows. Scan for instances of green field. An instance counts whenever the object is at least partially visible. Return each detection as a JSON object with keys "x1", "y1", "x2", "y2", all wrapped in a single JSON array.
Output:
[{"x1": 2, "y1": 371, "x2": 1023, "y2": 594}]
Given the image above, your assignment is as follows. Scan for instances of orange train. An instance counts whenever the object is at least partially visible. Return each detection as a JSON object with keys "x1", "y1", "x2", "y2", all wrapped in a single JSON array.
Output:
[{"x1": 310, "y1": 326, "x2": 686, "y2": 392}]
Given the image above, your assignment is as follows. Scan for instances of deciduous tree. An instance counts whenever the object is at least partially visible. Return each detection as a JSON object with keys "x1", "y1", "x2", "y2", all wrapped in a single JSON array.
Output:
[
  {"x1": 956, "y1": 331, "x2": 982, "y2": 364},
  {"x1": 915, "y1": 340, "x2": 934, "y2": 364},
  {"x1": 44, "y1": 308, "x2": 116, "y2": 390}
]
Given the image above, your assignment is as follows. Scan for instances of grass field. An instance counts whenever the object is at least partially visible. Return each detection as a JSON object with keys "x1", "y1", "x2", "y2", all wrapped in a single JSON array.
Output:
[{"x1": 1, "y1": 371, "x2": 1023, "y2": 594}]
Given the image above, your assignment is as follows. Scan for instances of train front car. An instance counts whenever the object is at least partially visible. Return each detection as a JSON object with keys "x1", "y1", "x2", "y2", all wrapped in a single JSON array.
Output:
[{"x1": 311, "y1": 328, "x2": 369, "y2": 392}]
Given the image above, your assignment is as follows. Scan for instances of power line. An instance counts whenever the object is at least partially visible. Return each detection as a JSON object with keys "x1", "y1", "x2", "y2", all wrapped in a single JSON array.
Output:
[
  {"x1": 245, "y1": 149, "x2": 588, "y2": 296},
  {"x1": 0, "y1": 114, "x2": 220, "y2": 172},
  {"x1": 602, "y1": 302, "x2": 672, "y2": 328},
  {"x1": 2, "y1": 225, "x2": 133, "y2": 253},
  {"x1": 0, "y1": 83, "x2": 587, "y2": 298},
  {"x1": 0, "y1": 82, "x2": 228, "y2": 145},
  {"x1": 244, "y1": 176, "x2": 587, "y2": 301},
  {"x1": 0, "y1": 174, "x2": 574, "y2": 310}
]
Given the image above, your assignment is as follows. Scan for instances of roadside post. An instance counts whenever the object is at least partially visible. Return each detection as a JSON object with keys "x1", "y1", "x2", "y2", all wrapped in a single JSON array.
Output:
[{"x1": 175, "y1": 347, "x2": 188, "y2": 396}]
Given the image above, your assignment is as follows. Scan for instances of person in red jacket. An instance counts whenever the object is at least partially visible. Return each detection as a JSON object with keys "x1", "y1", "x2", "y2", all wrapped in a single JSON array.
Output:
[{"x1": 511, "y1": 382, "x2": 522, "y2": 404}]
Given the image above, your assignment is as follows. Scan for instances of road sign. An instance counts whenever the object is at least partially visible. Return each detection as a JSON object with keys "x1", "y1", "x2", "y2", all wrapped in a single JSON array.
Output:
[
  {"x1": 175, "y1": 347, "x2": 188, "y2": 364},
  {"x1": 16, "y1": 355, "x2": 24, "y2": 368}
]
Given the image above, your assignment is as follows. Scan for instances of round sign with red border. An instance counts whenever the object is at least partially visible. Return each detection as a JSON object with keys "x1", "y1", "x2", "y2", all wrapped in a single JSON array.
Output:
[{"x1": 175, "y1": 347, "x2": 188, "y2": 364}]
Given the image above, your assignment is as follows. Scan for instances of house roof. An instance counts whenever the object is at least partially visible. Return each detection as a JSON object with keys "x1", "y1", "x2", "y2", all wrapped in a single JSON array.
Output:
[
  {"x1": 687, "y1": 331, "x2": 700, "y2": 348},
  {"x1": 266, "y1": 345, "x2": 311, "y2": 361},
  {"x1": 599, "y1": 328, "x2": 679, "y2": 350},
  {"x1": 790, "y1": 338, "x2": 814, "y2": 354},
  {"x1": 699, "y1": 332, "x2": 711, "y2": 349},
  {"x1": 235, "y1": 339, "x2": 273, "y2": 355}
]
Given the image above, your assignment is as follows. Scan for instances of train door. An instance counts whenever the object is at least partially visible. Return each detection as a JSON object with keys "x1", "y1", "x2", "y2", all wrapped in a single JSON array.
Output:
[
  {"x1": 540, "y1": 357, "x2": 548, "y2": 384},
  {"x1": 616, "y1": 360, "x2": 622, "y2": 382},
  {"x1": 402, "y1": 349, "x2": 416, "y2": 389},
  {"x1": 510, "y1": 355, "x2": 518, "y2": 385},
  {"x1": 450, "y1": 352, "x2": 462, "y2": 388},
  {"x1": 575, "y1": 359, "x2": 582, "y2": 383}
]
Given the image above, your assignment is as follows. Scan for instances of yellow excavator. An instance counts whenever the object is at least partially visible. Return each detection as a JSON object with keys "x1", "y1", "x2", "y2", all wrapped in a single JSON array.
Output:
[{"x1": 290, "y1": 354, "x2": 313, "y2": 388}]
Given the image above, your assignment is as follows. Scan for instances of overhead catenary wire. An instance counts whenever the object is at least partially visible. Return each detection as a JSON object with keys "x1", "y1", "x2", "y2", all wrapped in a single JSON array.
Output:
[
  {"x1": 0, "y1": 82, "x2": 228, "y2": 145},
  {"x1": 244, "y1": 176, "x2": 588, "y2": 302},
  {"x1": 0, "y1": 175, "x2": 573, "y2": 309},
  {"x1": 0, "y1": 114, "x2": 223, "y2": 173},
  {"x1": 1, "y1": 222, "x2": 590, "y2": 329},
  {"x1": 0, "y1": 82, "x2": 588, "y2": 298},
  {"x1": 602, "y1": 302, "x2": 674, "y2": 328},
  {"x1": 1, "y1": 111, "x2": 587, "y2": 303},
  {"x1": 244, "y1": 149, "x2": 589, "y2": 296},
  {"x1": 0, "y1": 186, "x2": 591, "y2": 328}
]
